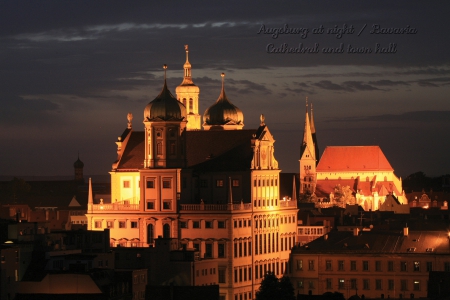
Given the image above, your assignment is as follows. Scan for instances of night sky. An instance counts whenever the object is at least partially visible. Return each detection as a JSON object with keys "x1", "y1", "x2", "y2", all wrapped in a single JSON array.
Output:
[{"x1": 1, "y1": 1, "x2": 449, "y2": 178}]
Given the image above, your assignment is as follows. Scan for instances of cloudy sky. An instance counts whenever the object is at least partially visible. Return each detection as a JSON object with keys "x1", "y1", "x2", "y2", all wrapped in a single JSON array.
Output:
[{"x1": 1, "y1": 1, "x2": 449, "y2": 179}]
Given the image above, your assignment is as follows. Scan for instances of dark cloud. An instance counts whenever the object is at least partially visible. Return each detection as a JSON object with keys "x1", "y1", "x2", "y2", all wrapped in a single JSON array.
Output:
[
  {"x1": 328, "y1": 111, "x2": 450, "y2": 124},
  {"x1": 0, "y1": 96, "x2": 60, "y2": 126},
  {"x1": 368, "y1": 80, "x2": 410, "y2": 86},
  {"x1": 313, "y1": 80, "x2": 351, "y2": 91},
  {"x1": 313, "y1": 80, "x2": 380, "y2": 92}
]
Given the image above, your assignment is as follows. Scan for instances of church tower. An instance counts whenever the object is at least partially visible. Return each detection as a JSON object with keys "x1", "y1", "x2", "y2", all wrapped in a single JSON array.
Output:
[
  {"x1": 175, "y1": 45, "x2": 201, "y2": 130},
  {"x1": 299, "y1": 98, "x2": 317, "y2": 194},
  {"x1": 143, "y1": 65, "x2": 187, "y2": 168},
  {"x1": 73, "y1": 154, "x2": 84, "y2": 182}
]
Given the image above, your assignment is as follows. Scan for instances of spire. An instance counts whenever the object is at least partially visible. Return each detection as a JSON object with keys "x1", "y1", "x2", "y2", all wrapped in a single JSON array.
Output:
[
  {"x1": 300, "y1": 97, "x2": 315, "y2": 159},
  {"x1": 181, "y1": 45, "x2": 194, "y2": 85},
  {"x1": 88, "y1": 177, "x2": 93, "y2": 205},
  {"x1": 127, "y1": 112, "x2": 133, "y2": 129},
  {"x1": 310, "y1": 102, "x2": 320, "y2": 165},
  {"x1": 292, "y1": 175, "x2": 297, "y2": 201}
]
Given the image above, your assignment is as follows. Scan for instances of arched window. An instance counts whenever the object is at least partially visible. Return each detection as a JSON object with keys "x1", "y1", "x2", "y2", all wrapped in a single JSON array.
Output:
[
  {"x1": 163, "y1": 224, "x2": 170, "y2": 238},
  {"x1": 147, "y1": 224, "x2": 154, "y2": 244},
  {"x1": 189, "y1": 98, "x2": 193, "y2": 113}
]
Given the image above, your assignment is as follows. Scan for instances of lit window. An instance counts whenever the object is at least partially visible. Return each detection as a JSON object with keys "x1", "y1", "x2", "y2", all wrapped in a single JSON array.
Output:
[
  {"x1": 232, "y1": 179, "x2": 240, "y2": 187},
  {"x1": 216, "y1": 179, "x2": 224, "y2": 187},
  {"x1": 413, "y1": 261, "x2": 420, "y2": 271},
  {"x1": 413, "y1": 280, "x2": 420, "y2": 291},
  {"x1": 106, "y1": 221, "x2": 114, "y2": 228},
  {"x1": 339, "y1": 279, "x2": 345, "y2": 289}
]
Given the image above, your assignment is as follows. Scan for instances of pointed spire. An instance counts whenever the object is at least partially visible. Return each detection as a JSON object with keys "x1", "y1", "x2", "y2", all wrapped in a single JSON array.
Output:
[
  {"x1": 300, "y1": 96, "x2": 314, "y2": 159},
  {"x1": 310, "y1": 103, "x2": 316, "y2": 134},
  {"x1": 88, "y1": 177, "x2": 93, "y2": 205},
  {"x1": 181, "y1": 45, "x2": 194, "y2": 85}
]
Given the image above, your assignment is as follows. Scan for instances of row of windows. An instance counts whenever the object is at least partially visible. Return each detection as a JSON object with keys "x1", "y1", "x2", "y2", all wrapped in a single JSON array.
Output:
[
  {"x1": 123, "y1": 178, "x2": 173, "y2": 189},
  {"x1": 254, "y1": 261, "x2": 290, "y2": 279},
  {"x1": 146, "y1": 199, "x2": 172, "y2": 210},
  {"x1": 321, "y1": 260, "x2": 434, "y2": 272},
  {"x1": 234, "y1": 292, "x2": 252, "y2": 300},
  {"x1": 234, "y1": 265, "x2": 252, "y2": 283},
  {"x1": 184, "y1": 242, "x2": 226, "y2": 259},
  {"x1": 318, "y1": 278, "x2": 423, "y2": 292},
  {"x1": 298, "y1": 227, "x2": 323, "y2": 235},
  {"x1": 234, "y1": 240, "x2": 251, "y2": 258},
  {"x1": 200, "y1": 179, "x2": 240, "y2": 188},
  {"x1": 180, "y1": 220, "x2": 226, "y2": 229},
  {"x1": 94, "y1": 220, "x2": 139, "y2": 229},
  {"x1": 255, "y1": 234, "x2": 295, "y2": 255},
  {"x1": 253, "y1": 199, "x2": 278, "y2": 207},
  {"x1": 234, "y1": 219, "x2": 251, "y2": 228},
  {"x1": 253, "y1": 178, "x2": 278, "y2": 187},
  {"x1": 197, "y1": 267, "x2": 216, "y2": 277}
]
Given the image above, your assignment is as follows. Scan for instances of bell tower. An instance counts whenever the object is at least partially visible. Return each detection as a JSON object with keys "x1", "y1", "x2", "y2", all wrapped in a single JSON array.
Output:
[
  {"x1": 175, "y1": 45, "x2": 201, "y2": 130},
  {"x1": 299, "y1": 97, "x2": 317, "y2": 194}
]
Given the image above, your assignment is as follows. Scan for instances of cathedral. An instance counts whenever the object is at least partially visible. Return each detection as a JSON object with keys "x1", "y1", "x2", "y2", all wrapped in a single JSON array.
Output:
[
  {"x1": 86, "y1": 46, "x2": 298, "y2": 300},
  {"x1": 299, "y1": 101, "x2": 408, "y2": 212}
]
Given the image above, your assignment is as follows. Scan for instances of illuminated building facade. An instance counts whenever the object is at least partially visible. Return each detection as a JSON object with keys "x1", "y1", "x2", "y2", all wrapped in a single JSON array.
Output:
[
  {"x1": 290, "y1": 228, "x2": 450, "y2": 299},
  {"x1": 85, "y1": 47, "x2": 298, "y2": 300},
  {"x1": 300, "y1": 104, "x2": 408, "y2": 212}
]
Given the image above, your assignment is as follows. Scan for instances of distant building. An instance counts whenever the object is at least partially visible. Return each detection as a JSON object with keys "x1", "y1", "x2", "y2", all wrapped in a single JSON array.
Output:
[{"x1": 290, "y1": 228, "x2": 450, "y2": 299}]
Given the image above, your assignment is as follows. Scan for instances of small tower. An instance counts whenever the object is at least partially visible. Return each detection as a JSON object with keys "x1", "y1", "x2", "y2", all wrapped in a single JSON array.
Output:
[
  {"x1": 203, "y1": 73, "x2": 244, "y2": 130},
  {"x1": 299, "y1": 98, "x2": 317, "y2": 194},
  {"x1": 175, "y1": 45, "x2": 201, "y2": 130},
  {"x1": 143, "y1": 65, "x2": 187, "y2": 168},
  {"x1": 73, "y1": 154, "x2": 84, "y2": 182}
]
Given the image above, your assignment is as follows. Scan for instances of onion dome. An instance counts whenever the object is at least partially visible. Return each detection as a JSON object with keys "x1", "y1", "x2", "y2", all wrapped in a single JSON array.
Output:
[
  {"x1": 144, "y1": 65, "x2": 187, "y2": 121},
  {"x1": 203, "y1": 73, "x2": 244, "y2": 128},
  {"x1": 73, "y1": 154, "x2": 84, "y2": 168}
]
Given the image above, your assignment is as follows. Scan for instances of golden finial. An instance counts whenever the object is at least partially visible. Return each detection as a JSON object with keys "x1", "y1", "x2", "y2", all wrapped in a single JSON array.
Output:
[
  {"x1": 163, "y1": 64, "x2": 167, "y2": 80},
  {"x1": 260, "y1": 114, "x2": 265, "y2": 126},
  {"x1": 184, "y1": 44, "x2": 188, "y2": 51},
  {"x1": 127, "y1": 112, "x2": 133, "y2": 129}
]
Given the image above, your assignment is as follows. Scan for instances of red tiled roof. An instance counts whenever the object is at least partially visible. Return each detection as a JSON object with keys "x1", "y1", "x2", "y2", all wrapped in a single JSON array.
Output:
[
  {"x1": 317, "y1": 146, "x2": 393, "y2": 172},
  {"x1": 316, "y1": 178, "x2": 401, "y2": 198},
  {"x1": 117, "y1": 131, "x2": 145, "y2": 170}
]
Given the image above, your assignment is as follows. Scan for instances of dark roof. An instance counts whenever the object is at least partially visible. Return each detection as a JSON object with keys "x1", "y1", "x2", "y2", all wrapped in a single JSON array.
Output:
[
  {"x1": 117, "y1": 131, "x2": 145, "y2": 170},
  {"x1": 293, "y1": 229, "x2": 450, "y2": 254},
  {"x1": 186, "y1": 129, "x2": 256, "y2": 170}
]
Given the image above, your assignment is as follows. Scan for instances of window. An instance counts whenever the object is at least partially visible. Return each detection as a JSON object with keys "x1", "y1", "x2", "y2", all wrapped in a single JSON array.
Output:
[
  {"x1": 216, "y1": 179, "x2": 224, "y2": 187},
  {"x1": 400, "y1": 261, "x2": 407, "y2": 272},
  {"x1": 308, "y1": 260, "x2": 315, "y2": 271},
  {"x1": 193, "y1": 221, "x2": 200, "y2": 228},
  {"x1": 157, "y1": 142, "x2": 162, "y2": 155},
  {"x1": 388, "y1": 261, "x2": 394, "y2": 271},
  {"x1": 169, "y1": 141, "x2": 176, "y2": 155},
  {"x1": 339, "y1": 279, "x2": 345, "y2": 289},
  {"x1": 123, "y1": 181, "x2": 130, "y2": 188},
  {"x1": 131, "y1": 221, "x2": 138, "y2": 228},
  {"x1": 326, "y1": 278, "x2": 332, "y2": 289},
  {"x1": 146, "y1": 180, "x2": 155, "y2": 188},
  {"x1": 297, "y1": 260, "x2": 303, "y2": 270},
  {"x1": 200, "y1": 179, "x2": 208, "y2": 188},
  {"x1": 298, "y1": 280, "x2": 304, "y2": 289},
  {"x1": 351, "y1": 279, "x2": 357, "y2": 290},
  {"x1": 413, "y1": 280, "x2": 420, "y2": 291},
  {"x1": 413, "y1": 261, "x2": 420, "y2": 271},
  {"x1": 147, "y1": 224, "x2": 154, "y2": 244},
  {"x1": 363, "y1": 279, "x2": 370, "y2": 290},
  {"x1": 376, "y1": 260, "x2": 382, "y2": 271},
  {"x1": 163, "y1": 179, "x2": 171, "y2": 188},
  {"x1": 376, "y1": 279, "x2": 382, "y2": 290},
  {"x1": 219, "y1": 269, "x2": 226, "y2": 283},
  {"x1": 388, "y1": 279, "x2": 394, "y2": 290},
  {"x1": 163, "y1": 200, "x2": 171, "y2": 210},
  {"x1": 205, "y1": 243, "x2": 213, "y2": 258},
  {"x1": 180, "y1": 221, "x2": 187, "y2": 229},
  {"x1": 350, "y1": 260, "x2": 356, "y2": 271},
  {"x1": 232, "y1": 179, "x2": 240, "y2": 187},
  {"x1": 119, "y1": 221, "x2": 126, "y2": 228},
  {"x1": 95, "y1": 221, "x2": 102, "y2": 228},
  {"x1": 363, "y1": 261, "x2": 369, "y2": 271},
  {"x1": 205, "y1": 221, "x2": 213, "y2": 228},
  {"x1": 338, "y1": 260, "x2": 344, "y2": 271},
  {"x1": 326, "y1": 260, "x2": 332, "y2": 271},
  {"x1": 218, "y1": 243, "x2": 225, "y2": 258},
  {"x1": 218, "y1": 221, "x2": 226, "y2": 228},
  {"x1": 445, "y1": 262, "x2": 450, "y2": 272},
  {"x1": 193, "y1": 243, "x2": 200, "y2": 251},
  {"x1": 401, "y1": 279, "x2": 408, "y2": 291},
  {"x1": 163, "y1": 224, "x2": 170, "y2": 238},
  {"x1": 106, "y1": 221, "x2": 114, "y2": 228},
  {"x1": 146, "y1": 200, "x2": 155, "y2": 210},
  {"x1": 309, "y1": 281, "x2": 315, "y2": 289},
  {"x1": 426, "y1": 261, "x2": 432, "y2": 272}
]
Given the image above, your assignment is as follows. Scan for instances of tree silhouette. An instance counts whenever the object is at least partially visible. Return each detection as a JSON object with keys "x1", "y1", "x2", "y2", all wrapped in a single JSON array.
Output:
[{"x1": 256, "y1": 272, "x2": 295, "y2": 300}]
